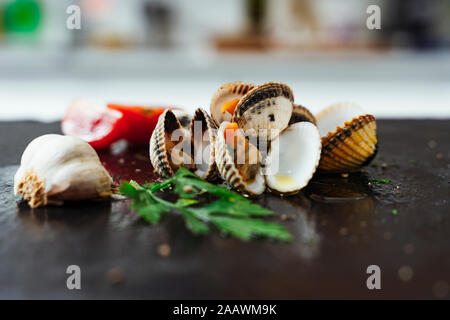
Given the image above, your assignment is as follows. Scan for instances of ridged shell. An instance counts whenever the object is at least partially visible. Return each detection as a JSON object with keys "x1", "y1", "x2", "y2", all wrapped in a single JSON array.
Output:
[
  {"x1": 215, "y1": 122, "x2": 265, "y2": 196},
  {"x1": 316, "y1": 103, "x2": 377, "y2": 172},
  {"x1": 232, "y1": 82, "x2": 294, "y2": 141},
  {"x1": 210, "y1": 81, "x2": 255, "y2": 125},
  {"x1": 150, "y1": 109, "x2": 192, "y2": 178},
  {"x1": 172, "y1": 109, "x2": 192, "y2": 128},
  {"x1": 190, "y1": 108, "x2": 219, "y2": 181},
  {"x1": 289, "y1": 104, "x2": 316, "y2": 125}
]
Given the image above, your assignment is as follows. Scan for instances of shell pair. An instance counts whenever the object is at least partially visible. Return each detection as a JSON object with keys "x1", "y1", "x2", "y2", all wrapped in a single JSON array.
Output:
[
  {"x1": 211, "y1": 82, "x2": 322, "y2": 196},
  {"x1": 211, "y1": 81, "x2": 316, "y2": 142},
  {"x1": 215, "y1": 120, "x2": 322, "y2": 196},
  {"x1": 150, "y1": 108, "x2": 219, "y2": 181},
  {"x1": 211, "y1": 81, "x2": 377, "y2": 173},
  {"x1": 315, "y1": 102, "x2": 378, "y2": 172}
]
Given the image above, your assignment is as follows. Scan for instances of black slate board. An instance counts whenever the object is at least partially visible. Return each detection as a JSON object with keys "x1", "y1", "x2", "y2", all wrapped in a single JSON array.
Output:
[{"x1": 0, "y1": 120, "x2": 449, "y2": 299}]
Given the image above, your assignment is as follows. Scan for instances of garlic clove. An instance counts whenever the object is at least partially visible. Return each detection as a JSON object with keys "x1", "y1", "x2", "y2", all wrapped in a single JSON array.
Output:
[{"x1": 14, "y1": 134, "x2": 113, "y2": 208}]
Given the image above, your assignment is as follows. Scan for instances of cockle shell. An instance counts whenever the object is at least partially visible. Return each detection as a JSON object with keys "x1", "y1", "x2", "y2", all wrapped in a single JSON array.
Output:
[
  {"x1": 150, "y1": 108, "x2": 220, "y2": 181},
  {"x1": 14, "y1": 134, "x2": 112, "y2": 208},
  {"x1": 215, "y1": 121, "x2": 321, "y2": 195},
  {"x1": 210, "y1": 81, "x2": 255, "y2": 125},
  {"x1": 150, "y1": 109, "x2": 193, "y2": 178},
  {"x1": 289, "y1": 104, "x2": 316, "y2": 125},
  {"x1": 190, "y1": 108, "x2": 219, "y2": 181},
  {"x1": 172, "y1": 109, "x2": 192, "y2": 128},
  {"x1": 215, "y1": 121, "x2": 265, "y2": 196},
  {"x1": 316, "y1": 103, "x2": 377, "y2": 172},
  {"x1": 264, "y1": 122, "x2": 322, "y2": 194},
  {"x1": 232, "y1": 82, "x2": 294, "y2": 141}
]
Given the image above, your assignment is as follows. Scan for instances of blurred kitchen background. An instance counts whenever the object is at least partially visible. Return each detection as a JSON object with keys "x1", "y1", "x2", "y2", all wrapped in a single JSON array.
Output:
[{"x1": 0, "y1": 0, "x2": 449, "y2": 121}]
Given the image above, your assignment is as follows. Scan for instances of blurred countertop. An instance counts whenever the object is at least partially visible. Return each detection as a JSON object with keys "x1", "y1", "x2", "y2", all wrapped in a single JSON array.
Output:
[{"x1": 0, "y1": 47, "x2": 449, "y2": 121}]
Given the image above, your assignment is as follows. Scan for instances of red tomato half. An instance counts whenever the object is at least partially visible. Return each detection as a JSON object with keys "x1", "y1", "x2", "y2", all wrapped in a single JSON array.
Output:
[
  {"x1": 62, "y1": 100, "x2": 127, "y2": 149},
  {"x1": 107, "y1": 104, "x2": 167, "y2": 145},
  {"x1": 61, "y1": 100, "x2": 170, "y2": 149}
]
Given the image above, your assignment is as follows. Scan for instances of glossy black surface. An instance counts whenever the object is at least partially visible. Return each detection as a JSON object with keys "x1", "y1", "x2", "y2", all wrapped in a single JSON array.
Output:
[{"x1": 0, "y1": 120, "x2": 448, "y2": 299}]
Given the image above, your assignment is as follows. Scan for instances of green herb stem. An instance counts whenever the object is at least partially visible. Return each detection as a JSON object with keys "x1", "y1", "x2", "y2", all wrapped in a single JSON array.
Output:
[{"x1": 118, "y1": 167, "x2": 292, "y2": 242}]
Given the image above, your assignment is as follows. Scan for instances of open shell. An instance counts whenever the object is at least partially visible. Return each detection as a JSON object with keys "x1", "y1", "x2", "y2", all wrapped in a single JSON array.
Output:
[
  {"x1": 190, "y1": 108, "x2": 219, "y2": 181},
  {"x1": 150, "y1": 109, "x2": 193, "y2": 178},
  {"x1": 210, "y1": 81, "x2": 255, "y2": 125},
  {"x1": 264, "y1": 122, "x2": 322, "y2": 194},
  {"x1": 289, "y1": 104, "x2": 316, "y2": 125},
  {"x1": 232, "y1": 82, "x2": 294, "y2": 141},
  {"x1": 316, "y1": 103, "x2": 377, "y2": 172},
  {"x1": 172, "y1": 109, "x2": 192, "y2": 128},
  {"x1": 215, "y1": 121, "x2": 265, "y2": 196}
]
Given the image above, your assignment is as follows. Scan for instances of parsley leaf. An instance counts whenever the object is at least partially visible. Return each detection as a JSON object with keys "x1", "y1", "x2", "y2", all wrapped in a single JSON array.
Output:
[
  {"x1": 369, "y1": 179, "x2": 391, "y2": 184},
  {"x1": 209, "y1": 216, "x2": 292, "y2": 241},
  {"x1": 118, "y1": 167, "x2": 292, "y2": 241}
]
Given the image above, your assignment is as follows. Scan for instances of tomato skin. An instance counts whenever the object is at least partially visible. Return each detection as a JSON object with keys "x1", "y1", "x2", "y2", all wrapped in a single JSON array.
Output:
[
  {"x1": 62, "y1": 100, "x2": 127, "y2": 150},
  {"x1": 107, "y1": 104, "x2": 167, "y2": 145},
  {"x1": 61, "y1": 100, "x2": 169, "y2": 149}
]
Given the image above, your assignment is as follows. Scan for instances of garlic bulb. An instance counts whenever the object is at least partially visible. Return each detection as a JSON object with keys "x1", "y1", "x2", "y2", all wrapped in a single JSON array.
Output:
[{"x1": 14, "y1": 134, "x2": 113, "y2": 208}]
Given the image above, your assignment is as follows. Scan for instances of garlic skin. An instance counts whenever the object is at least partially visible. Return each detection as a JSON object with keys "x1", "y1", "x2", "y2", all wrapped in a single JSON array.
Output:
[{"x1": 14, "y1": 134, "x2": 113, "y2": 208}]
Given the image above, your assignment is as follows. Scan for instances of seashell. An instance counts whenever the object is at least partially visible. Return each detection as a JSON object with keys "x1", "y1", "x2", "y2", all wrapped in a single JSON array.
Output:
[
  {"x1": 264, "y1": 122, "x2": 322, "y2": 194},
  {"x1": 289, "y1": 104, "x2": 316, "y2": 125},
  {"x1": 215, "y1": 122, "x2": 265, "y2": 195},
  {"x1": 171, "y1": 109, "x2": 192, "y2": 128},
  {"x1": 14, "y1": 134, "x2": 112, "y2": 208},
  {"x1": 190, "y1": 108, "x2": 219, "y2": 181},
  {"x1": 210, "y1": 81, "x2": 255, "y2": 125},
  {"x1": 232, "y1": 82, "x2": 294, "y2": 141},
  {"x1": 315, "y1": 103, "x2": 377, "y2": 172},
  {"x1": 150, "y1": 109, "x2": 194, "y2": 178},
  {"x1": 215, "y1": 121, "x2": 321, "y2": 195}
]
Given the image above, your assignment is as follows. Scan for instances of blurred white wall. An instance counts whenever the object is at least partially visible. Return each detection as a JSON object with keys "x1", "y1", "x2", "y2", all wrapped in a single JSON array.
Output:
[{"x1": 0, "y1": 0, "x2": 448, "y2": 120}]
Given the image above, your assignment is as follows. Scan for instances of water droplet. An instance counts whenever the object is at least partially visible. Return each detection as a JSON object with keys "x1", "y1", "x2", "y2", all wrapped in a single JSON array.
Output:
[{"x1": 398, "y1": 265, "x2": 414, "y2": 282}]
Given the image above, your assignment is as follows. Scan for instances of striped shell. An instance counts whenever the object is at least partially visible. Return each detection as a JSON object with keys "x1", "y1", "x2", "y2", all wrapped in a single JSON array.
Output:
[
  {"x1": 316, "y1": 103, "x2": 378, "y2": 172},
  {"x1": 210, "y1": 81, "x2": 255, "y2": 125},
  {"x1": 190, "y1": 108, "x2": 219, "y2": 181},
  {"x1": 232, "y1": 82, "x2": 294, "y2": 141},
  {"x1": 289, "y1": 104, "x2": 316, "y2": 125},
  {"x1": 215, "y1": 121, "x2": 265, "y2": 196},
  {"x1": 172, "y1": 109, "x2": 192, "y2": 128},
  {"x1": 150, "y1": 109, "x2": 193, "y2": 178}
]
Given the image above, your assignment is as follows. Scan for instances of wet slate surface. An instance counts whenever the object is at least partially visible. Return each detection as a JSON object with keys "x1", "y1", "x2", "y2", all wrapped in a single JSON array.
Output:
[{"x1": 0, "y1": 120, "x2": 448, "y2": 299}]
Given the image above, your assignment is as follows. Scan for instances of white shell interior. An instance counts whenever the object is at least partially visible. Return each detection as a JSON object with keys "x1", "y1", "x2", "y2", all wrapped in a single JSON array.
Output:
[
  {"x1": 316, "y1": 103, "x2": 365, "y2": 138},
  {"x1": 265, "y1": 122, "x2": 321, "y2": 193},
  {"x1": 244, "y1": 169, "x2": 266, "y2": 195}
]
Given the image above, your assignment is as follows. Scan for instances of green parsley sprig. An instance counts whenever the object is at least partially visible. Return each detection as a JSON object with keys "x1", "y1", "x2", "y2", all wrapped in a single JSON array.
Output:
[{"x1": 118, "y1": 167, "x2": 292, "y2": 241}]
